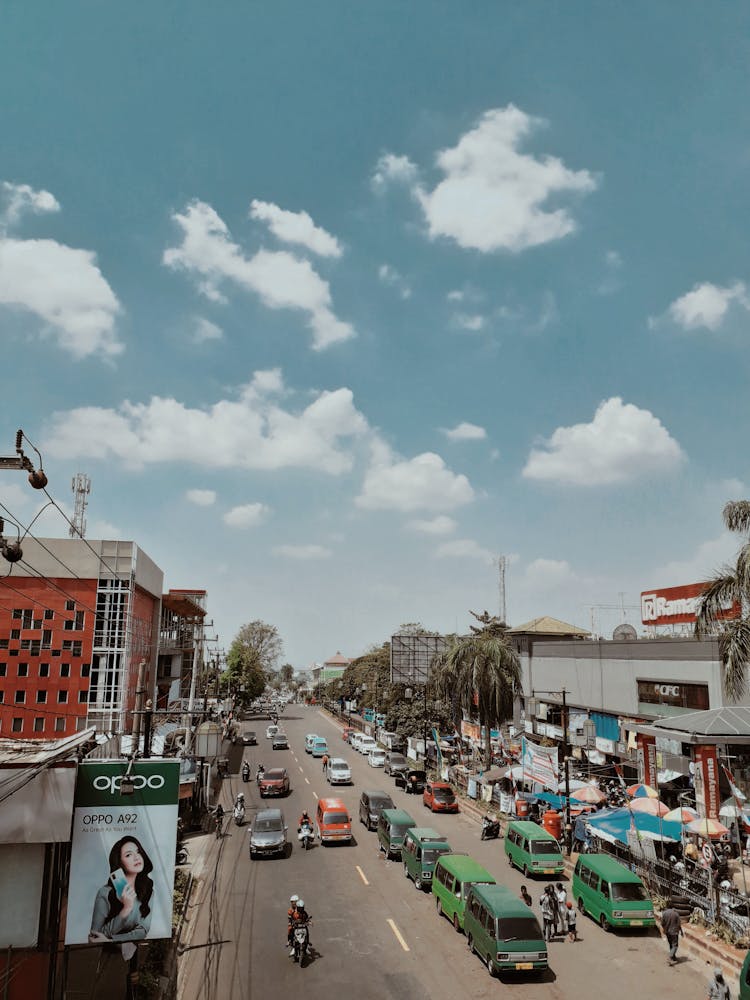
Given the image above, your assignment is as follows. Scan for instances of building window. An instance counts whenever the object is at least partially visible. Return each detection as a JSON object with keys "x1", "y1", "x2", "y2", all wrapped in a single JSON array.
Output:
[
  {"x1": 20, "y1": 639, "x2": 31, "y2": 650},
  {"x1": 42, "y1": 630, "x2": 52, "y2": 649},
  {"x1": 44, "y1": 609, "x2": 54, "y2": 620},
  {"x1": 64, "y1": 619, "x2": 74, "y2": 631},
  {"x1": 78, "y1": 690, "x2": 88, "y2": 703},
  {"x1": 22, "y1": 610, "x2": 32, "y2": 629},
  {"x1": 12, "y1": 609, "x2": 22, "y2": 620},
  {"x1": 10, "y1": 630, "x2": 20, "y2": 641},
  {"x1": 0, "y1": 692, "x2": 4, "y2": 703},
  {"x1": 76, "y1": 716, "x2": 88, "y2": 732},
  {"x1": 65, "y1": 600, "x2": 75, "y2": 611},
  {"x1": 51, "y1": 650, "x2": 61, "y2": 657},
  {"x1": 12, "y1": 718, "x2": 22, "y2": 733},
  {"x1": 0, "y1": 640, "x2": 7, "y2": 649},
  {"x1": 73, "y1": 642, "x2": 82, "y2": 657},
  {"x1": 17, "y1": 663, "x2": 28, "y2": 677},
  {"x1": 81, "y1": 663, "x2": 90, "y2": 678},
  {"x1": 9, "y1": 650, "x2": 17, "y2": 657},
  {"x1": 30, "y1": 642, "x2": 40, "y2": 656},
  {"x1": 39, "y1": 663, "x2": 49, "y2": 678},
  {"x1": 636, "y1": 680, "x2": 710, "y2": 713},
  {"x1": 34, "y1": 718, "x2": 44, "y2": 733},
  {"x1": 55, "y1": 718, "x2": 65, "y2": 732},
  {"x1": 62, "y1": 640, "x2": 72, "y2": 651},
  {"x1": 15, "y1": 690, "x2": 25, "y2": 703},
  {"x1": 75, "y1": 611, "x2": 85, "y2": 630},
  {"x1": 58, "y1": 690, "x2": 68, "y2": 704},
  {"x1": 36, "y1": 690, "x2": 47, "y2": 703},
  {"x1": 60, "y1": 663, "x2": 70, "y2": 678},
  {"x1": 0, "y1": 663, "x2": 5, "y2": 677},
  {"x1": 32, "y1": 618, "x2": 41, "y2": 630}
]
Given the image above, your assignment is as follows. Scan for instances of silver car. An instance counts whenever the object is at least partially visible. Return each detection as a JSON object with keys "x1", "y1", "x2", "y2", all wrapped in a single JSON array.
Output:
[
  {"x1": 326, "y1": 757, "x2": 352, "y2": 784},
  {"x1": 249, "y1": 808, "x2": 288, "y2": 859}
]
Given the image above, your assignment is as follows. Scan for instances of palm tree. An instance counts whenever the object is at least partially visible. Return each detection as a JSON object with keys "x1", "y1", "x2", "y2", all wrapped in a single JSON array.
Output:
[
  {"x1": 695, "y1": 500, "x2": 750, "y2": 701},
  {"x1": 432, "y1": 612, "x2": 521, "y2": 763}
]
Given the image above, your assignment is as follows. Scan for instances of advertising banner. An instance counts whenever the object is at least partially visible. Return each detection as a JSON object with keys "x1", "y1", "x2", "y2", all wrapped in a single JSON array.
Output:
[
  {"x1": 694, "y1": 745, "x2": 720, "y2": 820},
  {"x1": 521, "y1": 736, "x2": 559, "y2": 791},
  {"x1": 65, "y1": 760, "x2": 179, "y2": 946},
  {"x1": 636, "y1": 734, "x2": 657, "y2": 787},
  {"x1": 641, "y1": 582, "x2": 740, "y2": 626}
]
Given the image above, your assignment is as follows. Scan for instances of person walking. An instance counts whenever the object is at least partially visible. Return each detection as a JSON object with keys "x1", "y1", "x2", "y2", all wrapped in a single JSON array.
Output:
[
  {"x1": 661, "y1": 900, "x2": 683, "y2": 966},
  {"x1": 520, "y1": 885, "x2": 532, "y2": 907},
  {"x1": 707, "y1": 968, "x2": 731, "y2": 999},
  {"x1": 539, "y1": 887, "x2": 555, "y2": 942},
  {"x1": 322, "y1": 752, "x2": 329, "y2": 773},
  {"x1": 555, "y1": 882, "x2": 568, "y2": 935},
  {"x1": 566, "y1": 901, "x2": 578, "y2": 942}
]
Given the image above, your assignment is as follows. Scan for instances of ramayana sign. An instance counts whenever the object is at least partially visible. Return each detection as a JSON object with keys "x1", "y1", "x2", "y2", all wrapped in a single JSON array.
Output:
[{"x1": 641, "y1": 582, "x2": 740, "y2": 626}]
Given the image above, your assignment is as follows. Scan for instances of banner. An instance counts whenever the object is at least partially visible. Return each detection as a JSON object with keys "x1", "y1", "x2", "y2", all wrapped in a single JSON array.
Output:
[
  {"x1": 694, "y1": 745, "x2": 720, "y2": 820},
  {"x1": 636, "y1": 734, "x2": 657, "y2": 788},
  {"x1": 520, "y1": 736, "x2": 559, "y2": 791},
  {"x1": 65, "y1": 760, "x2": 180, "y2": 945}
]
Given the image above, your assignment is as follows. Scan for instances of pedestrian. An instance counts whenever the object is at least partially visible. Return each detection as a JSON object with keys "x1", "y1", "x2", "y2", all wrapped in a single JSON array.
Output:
[
  {"x1": 539, "y1": 888, "x2": 555, "y2": 942},
  {"x1": 520, "y1": 885, "x2": 532, "y2": 907},
  {"x1": 322, "y1": 752, "x2": 329, "y2": 773},
  {"x1": 546, "y1": 884, "x2": 561, "y2": 938},
  {"x1": 707, "y1": 968, "x2": 731, "y2": 1000},
  {"x1": 555, "y1": 882, "x2": 568, "y2": 934},
  {"x1": 660, "y1": 900, "x2": 683, "y2": 966},
  {"x1": 566, "y1": 901, "x2": 577, "y2": 942}
]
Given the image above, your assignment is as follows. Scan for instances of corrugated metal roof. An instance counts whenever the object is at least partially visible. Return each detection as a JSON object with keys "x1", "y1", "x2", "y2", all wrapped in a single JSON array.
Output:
[
  {"x1": 649, "y1": 706, "x2": 750, "y2": 737},
  {"x1": 0, "y1": 727, "x2": 96, "y2": 765}
]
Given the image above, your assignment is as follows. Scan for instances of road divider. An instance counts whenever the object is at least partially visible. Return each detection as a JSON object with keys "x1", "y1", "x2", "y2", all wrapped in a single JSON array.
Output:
[{"x1": 387, "y1": 918, "x2": 409, "y2": 952}]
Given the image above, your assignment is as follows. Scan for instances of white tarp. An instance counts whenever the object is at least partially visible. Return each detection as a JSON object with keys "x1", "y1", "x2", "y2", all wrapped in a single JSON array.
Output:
[{"x1": 0, "y1": 766, "x2": 76, "y2": 843}]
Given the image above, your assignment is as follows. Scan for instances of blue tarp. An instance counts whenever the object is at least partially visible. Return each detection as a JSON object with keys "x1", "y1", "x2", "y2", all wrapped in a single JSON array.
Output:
[{"x1": 585, "y1": 807, "x2": 682, "y2": 845}]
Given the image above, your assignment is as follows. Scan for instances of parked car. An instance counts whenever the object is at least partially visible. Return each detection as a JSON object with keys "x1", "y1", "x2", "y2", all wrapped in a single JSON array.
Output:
[
  {"x1": 304, "y1": 733, "x2": 319, "y2": 753},
  {"x1": 395, "y1": 768, "x2": 427, "y2": 795},
  {"x1": 350, "y1": 732, "x2": 365, "y2": 752},
  {"x1": 384, "y1": 751, "x2": 408, "y2": 777},
  {"x1": 358, "y1": 789, "x2": 395, "y2": 830},
  {"x1": 423, "y1": 780, "x2": 459, "y2": 813},
  {"x1": 272, "y1": 733, "x2": 289, "y2": 750},
  {"x1": 326, "y1": 758, "x2": 352, "y2": 784},
  {"x1": 342, "y1": 727, "x2": 355, "y2": 742},
  {"x1": 377, "y1": 808, "x2": 417, "y2": 859},
  {"x1": 402, "y1": 827, "x2": 452, "y2": 891},
  {"x1": 259, "y1": 767, "x2": 290, "y2": 797},
  {"x1": 241, "y1": 730, "x2": 258, "y2": 746},
  {"x1": 347, "y1": 729, "x2": 358, "y2": 745},
  {"x1": 249, "y1": 808, "x2": 288, "y2": 859},
  {"x1": 358, "y1": 736, "x2": 377, "y2": 756},
  {"x1": 317, "y1": 797, "x2": 352, "y2": 844},
  {"x1": 368, "y1": 748, "x2": 386, "y2": 768}
]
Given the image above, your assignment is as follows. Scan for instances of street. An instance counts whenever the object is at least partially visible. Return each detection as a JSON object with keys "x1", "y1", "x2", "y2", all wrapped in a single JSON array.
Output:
[{"x1": 177, "y1": 708, "x2": 706, "y2": 999}]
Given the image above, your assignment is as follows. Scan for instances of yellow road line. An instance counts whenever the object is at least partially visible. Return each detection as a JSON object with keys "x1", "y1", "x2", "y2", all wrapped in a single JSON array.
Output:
[
  {"x1": 356, "y1": 865, "x2": 369, "y2": 886},
  {"x1": 387, "y1": 918, "x2": 409, "y2": 952}
]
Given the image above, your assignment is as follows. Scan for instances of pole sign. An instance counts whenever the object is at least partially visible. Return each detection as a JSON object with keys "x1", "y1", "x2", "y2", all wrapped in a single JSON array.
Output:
[
  {"x1": 694, "y1": 745, "x2": 720, "y2": 820},
  {"x1": 636, "y1": 734, "x2": 657, "y2": 788},
  {"x1": 64, "y1": 760, "x2": 180, "y2": 946}
]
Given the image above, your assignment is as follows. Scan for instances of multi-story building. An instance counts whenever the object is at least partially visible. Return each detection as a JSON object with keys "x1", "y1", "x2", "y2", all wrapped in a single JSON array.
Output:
[
  {"x1": 156, "y1": 588, "x2": 207, "y2": 709},
  {"x1": 0, "y1": 538, "x2": 162, "y2": 739}
]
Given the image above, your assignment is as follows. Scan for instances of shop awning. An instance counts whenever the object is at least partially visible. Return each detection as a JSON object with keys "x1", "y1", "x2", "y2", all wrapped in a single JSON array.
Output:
[{"x1": 585, "y1": 807, "x2": 683, "y2": 845}]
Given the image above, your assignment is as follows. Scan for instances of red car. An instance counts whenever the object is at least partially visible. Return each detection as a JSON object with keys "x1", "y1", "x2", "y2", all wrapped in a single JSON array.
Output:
[
  {"x1": 259, "y1": 767, "x2": 290, "y2": 797},
  {"x1": 423, "y1": 780, "x2": 459, "y2": 813}
]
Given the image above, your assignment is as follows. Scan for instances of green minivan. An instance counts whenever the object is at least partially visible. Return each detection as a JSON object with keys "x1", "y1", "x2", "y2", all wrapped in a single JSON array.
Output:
[
  {"x1": 573, "y1": 854, "x2": 655, "y2": 930},
  {"x1": 504, "y1": 821, "x2": 564, "y2": 877},
  {"x1": 433, "y1": 854, "x2": 496, "y2": 932},
  {"x1": 402, "y1": 827, "x2": 452, "y2": 890},
  {"x1": 740, "y1": 950, "x2": 750, "y2": 1000},
  {"x1": 377, "y1": 808, "x2": 416, "y2": 859},
  {"x1": 464, "y1": 883, "x2": 548, "y2": 977}
]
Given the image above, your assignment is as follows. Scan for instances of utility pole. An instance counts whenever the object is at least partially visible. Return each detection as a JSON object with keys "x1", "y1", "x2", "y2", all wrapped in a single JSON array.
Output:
[
  {"x1": 533, "y1": 687, "x2": 572, "y2": 855},
  {"x1": 132, "y1": 659, "x2": 146, "y2": 743}
]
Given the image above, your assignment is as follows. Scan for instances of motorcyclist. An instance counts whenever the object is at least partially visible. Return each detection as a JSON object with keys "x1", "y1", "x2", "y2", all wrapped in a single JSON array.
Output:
[
  {"x1": 287, "y1": 894, "x2": 299, "y2": 948},
  {"x1": 256, "y1": 762, "x2": 265, "y2": 781},
  {"x1": 242, "y1": 761, "x2": 250, "y2": 782},
  {"x1": 298, "y1": 809, "x2": 312, "y2": 831},
  {"x1": 291, "y1": 899, "x2": 311, "y2": 954}
]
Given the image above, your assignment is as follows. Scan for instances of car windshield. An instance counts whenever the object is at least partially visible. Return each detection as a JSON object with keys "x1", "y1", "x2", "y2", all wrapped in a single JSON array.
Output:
[
  {"x1": 391, "y1": 824, "x2": 413, "y2": 837},
  {"x1": 265, "y1": 770, "x2": 285, "y2": 780},
  {"x1": 531, "y1": 839, "x2": 560, "y2": 855},
  {"x1": 422, "y1": 847, "x2": 450, "y2": 865},
  {"x1": 255, "y1": 818, "x2": 282, "y2": 832},
  {"x1": 433, "y1": 788, "x2": 455, "y2": 802},
  {"x1": 610, "y1": 882, "x2": 648, "y2": 901},
  {"x1": 497, "y1": 916, "x2": 543, "y2": 942},
  {"x1": 323, "y1": 812, "x2": 349, "y2": 825},
  {"x1": 390, "y1": 755, "x2": 406, "y2": 766},
  {"x1": 372, "y1": 796, "x2": 393, "y2": 808},
  {"x1": 331, "y1": 762, "x2": 348, "y2": 770}
]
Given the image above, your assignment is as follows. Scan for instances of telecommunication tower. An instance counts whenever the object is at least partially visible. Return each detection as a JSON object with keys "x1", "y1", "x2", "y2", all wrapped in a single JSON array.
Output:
[
  {"x1": 497, "y1": 555, "x2": 507, "y2": 624},
  {"x1": 70, "y1": 473, "x2": 91, "y2": 538}
]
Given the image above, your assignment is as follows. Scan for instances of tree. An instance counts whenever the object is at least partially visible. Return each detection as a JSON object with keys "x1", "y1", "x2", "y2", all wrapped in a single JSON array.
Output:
[
  {"x1": 432, "y1": 611, "x2": 521, "y2": 760},
  {"x1": 224, "y1": 620, "x2": 283, "y2": 705},
  {"x1": 695, "y1": 500, "x2": 750, "y2": 701},
  {"x1": 280, "y1": 663, "x2": 295, "y2": 685}
]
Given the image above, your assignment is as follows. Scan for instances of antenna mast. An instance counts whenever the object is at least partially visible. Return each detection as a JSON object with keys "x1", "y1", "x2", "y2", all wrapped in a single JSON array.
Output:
[
  {"x1": 70, "y1": 473, "x2": 91, "y2": 538},
  {"x1": 497, "y1": 555, "x2": 507, "y2": 623}
]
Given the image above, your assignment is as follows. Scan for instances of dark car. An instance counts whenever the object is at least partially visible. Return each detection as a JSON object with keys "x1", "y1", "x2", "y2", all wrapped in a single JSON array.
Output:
[
  {"x1": 242, "y1": 730, "x2": 258, "y2": 745},
  {"x1": 272, "y1": 733, "x2": 289, "y2": 750},
  {"x1": 423, "y1": 780, "x2": 459, "y2": 813},
  {"x1": 259, "y1": 767, "x2": 290, "y2": 797},
  {"x1": 384, "y1": 752, "x2": 408, "y2": 777},
  {"x1": 358, "y1": 789, "x2": 395, "y2": 830},
  {"x1": 249, "y1": 808, "x2": 288, "y2": 859},
  {"x1": 395, "y1": 769, "x2": 427, "y2": 795}
]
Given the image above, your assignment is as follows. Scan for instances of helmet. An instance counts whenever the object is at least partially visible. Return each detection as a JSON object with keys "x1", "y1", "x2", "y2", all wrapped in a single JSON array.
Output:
[
  {"x1": 297, "y1": 899, "x2": 305, "y2": 909},
  {"x1": 290, "y1": 894, "x2": 298, "y2": 904}
]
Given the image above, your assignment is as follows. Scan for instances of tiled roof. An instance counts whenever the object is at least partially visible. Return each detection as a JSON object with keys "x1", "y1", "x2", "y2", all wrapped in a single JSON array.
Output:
[{"x1": 509, "y1": 616, "x2": 591, "y2": 637}]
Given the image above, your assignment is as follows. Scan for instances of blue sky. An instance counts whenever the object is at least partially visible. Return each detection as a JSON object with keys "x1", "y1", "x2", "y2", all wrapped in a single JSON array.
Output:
[{"x1": 2, "y1": 3, "x2": 749, "y2": 667}]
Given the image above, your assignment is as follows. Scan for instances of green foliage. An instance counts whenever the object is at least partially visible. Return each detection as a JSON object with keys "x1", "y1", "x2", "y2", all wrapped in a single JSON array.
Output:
[
  {"x1": 280, "y1": 663, "x2": 295, "y2": 684},
  {"x1": 223, "y1": 620, "x2": 282, "y2": 705}
]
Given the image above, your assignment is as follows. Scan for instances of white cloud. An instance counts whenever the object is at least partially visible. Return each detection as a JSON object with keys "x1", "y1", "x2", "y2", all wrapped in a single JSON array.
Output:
[
  {"x1": 273, "y1": 544, "x2": 332, "y2": 560},
  {"x1": 371, "y1": 153, "x2": 418, "y2": 191},
  {"x1": 43, "y1": 369, "x2": 370, "y2": 475},
  {"x1": 88, "y1": 518, "x2": 122, "y2": 539},
  {"x1": 186, "y1": 489, "x2": 217, "y2": 506},
  {"x1": 522, "y1": 557, "x2": 578, "y2": 590},
  {"x1": 223, "y1": 503, "x2": 270, "y2": 528},
  {"x1": 522, "y1": 397, "x2": 684, "y2": 486},
  {"x1": 249, "y1": 200, "x2": 342, "y2": 258},
  {"x1": 435, "y1": 538, "x2": 494, "y2": 563},
  {"x1": 407, "y1": 515, "x2": 457, "y2": 536},
  {"x1": 651, "y1": 533, "x2": 740, "y2": 587},
  {"x1": 442, "y1": 422, "x2": 487, "y2": 441},
  {"x1": 356, "y1": 441, "x2": 474, "y2": 512},
  {"x1": 378, "y1": 264, "x2": 411, "y2": 299},
  {"x1": 454, "y1": 313, "x2": 485, "y2": 332},
  {"x1": 662, "y1": 281, "x2": 748, "y2": 332},
  {"x1": 163, "y1": 200, "x2": 354, "y2": 350},
  {"x1": 2, "y1": 181, "x2": 60, "y2": 227},
  {"x1": 447, "y1": 289, "x2": 464, "y2": 302},
  {"x1": 193, "y1": 317, "x2": 223, "y2": 343},
  {"x1": 412, "y1": 106, "x2": 596, "y2": 252}
]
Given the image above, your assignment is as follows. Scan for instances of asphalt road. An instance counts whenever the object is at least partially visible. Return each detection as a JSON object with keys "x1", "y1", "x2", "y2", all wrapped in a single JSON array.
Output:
[{"x1": 178, "y1": 707, "x2": 709, "y2": 1000}]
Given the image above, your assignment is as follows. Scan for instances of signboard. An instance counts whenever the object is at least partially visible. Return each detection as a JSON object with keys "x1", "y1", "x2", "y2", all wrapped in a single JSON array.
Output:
[
  {"x1": 641, "y1": 583, "x2": 740, "y2": 626},
  {"x1": 65, "y1": 760, "x2": 180, "y2": 945},
  {"x1": 390, "y1": 633, "x2": 447, "y2": 685},
  {"x1": 595, "y1": 737, "x2": 616, "y2": 755},
  {"x1": 521, "y1": 737, "x2": 559, "y2": 791},
  {"x1": 694, "y1": 745, "x2": 720, "y2": 820},
  {"x1": 636, "y1": 734, "x2": 657, "y2": 787},
  {"x1": 637, "y1": 680, "x2": 709, "y2": 712}
]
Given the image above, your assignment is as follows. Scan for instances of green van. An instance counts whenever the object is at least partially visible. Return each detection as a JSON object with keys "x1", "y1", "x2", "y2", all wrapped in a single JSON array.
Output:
[
  {"x1": 377, "y1": 808, "x2": 417, "y2": 859},
  {"x1": 504, "y1": 821, "x2": 564, "y2": 877},
  {"x1": 402, "y1": 827, "x2": 452, "y2": 890},
  {"x1": 433, "y1": 854, "x2": 496, "y2": 932},
  {"x1": 464, "y1": 883, "x2": 548, "y2": 977},
  {"x1": 573, "y1": 854, "x2": 655, "y2": 930},
  {"x1": 740, "y1": 950, "x2": 750, "y2": 1000}
]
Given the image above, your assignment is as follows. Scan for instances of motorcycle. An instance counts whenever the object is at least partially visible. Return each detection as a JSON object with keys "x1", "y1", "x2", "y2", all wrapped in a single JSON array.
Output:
[
  {"x1": 298, "y1": 821, "x2": 314, "y2": 851},
  {"x1": 234, "y1": 802, "x2": 246, "y2": 826},
  {"x1": 256, "y1": 765, "x2": 265, "y2": 786},
  {"x1": 481, "y1": 814, "x2": 501, "y2": 840},
  {"x1": 242, "y1": 763, "x2": 250, "y2": 783},
  {"x1": 291, "y1": 922, "x2": 311, "y2": 965}
]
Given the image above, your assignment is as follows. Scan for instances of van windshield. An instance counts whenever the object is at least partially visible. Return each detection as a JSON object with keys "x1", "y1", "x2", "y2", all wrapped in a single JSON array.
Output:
[
  {"x1": 391, "y1": 824, "x2": 412, "y2": 837},
  {"x1": 497, "y1": 916, "x2": 543, "y2": 942},
  {"x1": 323, "y1": 812, "x2": 349, "y2": 825},
  {"x1": 610, "y1": 882, "x2": 648, "y2": 902},
  {"x1": 531, "y1": 839, "x2": 560, "y2": 855},
  {"x1": 422, "y1": 847, "x2": 450, "y2": 865}
]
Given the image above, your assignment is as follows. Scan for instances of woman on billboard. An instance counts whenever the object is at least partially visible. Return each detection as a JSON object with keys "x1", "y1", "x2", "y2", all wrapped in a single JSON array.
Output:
[{"x1": 88, "y1": 836, "x2": 155, "y2": 942}]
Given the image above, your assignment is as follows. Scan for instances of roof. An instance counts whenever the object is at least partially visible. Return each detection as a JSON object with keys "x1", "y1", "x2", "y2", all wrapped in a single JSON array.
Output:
[
  {"x1": 509, "y1": 820, "x2": 561, "y2": 840},
  {"x1": 324, "y1": 651, "x2": 351, "y2": 665},
  {"x1": 469, "y1": 883, "x2": 537, "y2": 915},
  {"x1": 381, "y1": 808, "x2": 416, "y2": 823},
  {"x1": 437, "y1": 854, "x2": 495, "y2": 879},
  {"x1": 407, "y1": 827, "x2": 449, "y2": 843},
  {"x1": 509, "y1": 616, "x2": 591, "y2": 637},
  {"x1": 0, "y1": 727, "x2": 97, "y2": 765},
  {"x1": 642, "y1": 706, "x2": 750, "y2": 739},
  {"x1": 162, "y1": 591, "x2": 206, "y2": 618},
  {"x1": 575, "y1": 852, "x2": 648, "y2": 882}
]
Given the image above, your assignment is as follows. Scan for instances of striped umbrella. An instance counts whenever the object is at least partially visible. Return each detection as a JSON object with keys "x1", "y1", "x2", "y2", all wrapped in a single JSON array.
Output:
[
  {"x1": 630, "y1": 797, "x2": 670, "y2": 817},
  {"x1": 570, "y1": 786, "x2": 607, "y2": 804},
  {"x1": 626, "y1": 783, "x2": 659, "y2": 799},
  {"x1": 686, "y1": 817, "x2": 731, "y2": 839},
  {"x1": 663, "y1": 806, "x2": 698, "y2": 824}
]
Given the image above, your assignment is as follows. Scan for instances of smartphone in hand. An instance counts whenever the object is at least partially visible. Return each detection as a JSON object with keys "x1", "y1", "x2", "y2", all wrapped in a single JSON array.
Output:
[{"x1": 109, "y1": 868, "x2": 128, "y2": 899}]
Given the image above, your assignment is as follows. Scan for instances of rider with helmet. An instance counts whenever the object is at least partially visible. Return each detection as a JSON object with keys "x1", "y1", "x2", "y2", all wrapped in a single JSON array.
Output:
[
  {"x1": 298, "y1": 809, "x2": 312, "y2": 830},
  {"x1": 287, "y1": 893, "x2": 299, "y2": 947}
]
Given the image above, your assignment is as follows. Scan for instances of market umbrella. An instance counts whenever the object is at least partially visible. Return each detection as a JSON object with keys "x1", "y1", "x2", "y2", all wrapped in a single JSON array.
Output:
[
  {"x1": 663, "y1": 806, "x2": 699, "y2": 824},
  {"x1": 626, "y1": 783, "x2": 659, "y2": 799},
  {"x1": 686, "y1": 817, "x2": 730, "y2": 839},
  {"x1": 719, "y1": 797, "x2": 750, "y2": 820},
  {"x1": 570, "y1": 786, "x2": 607, "y2": 804},
  {"x1": 630, "y1": 797, "x2": 670, "y2": 817}
]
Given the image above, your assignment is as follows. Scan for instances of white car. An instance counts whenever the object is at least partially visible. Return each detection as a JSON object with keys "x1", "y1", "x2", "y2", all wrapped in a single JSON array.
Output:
[
  {"x1": 350, "y1": 732, "x2": 365, "y2": 752},
  {"x1": 358, "y1": 737, "x2": 377, "y2": 756},
  {"x1": 265, "y1": 724, "x2": 279, "y2": 740},
  {"x1": 368, "y1": 748, "x2": 386, "y2": 768},
  {"x1": 326, "y1": 758, "x2": 352, "y2": 785},
  {"x1": 304, "y1": 733, "x2": 318, "y2": 753}
]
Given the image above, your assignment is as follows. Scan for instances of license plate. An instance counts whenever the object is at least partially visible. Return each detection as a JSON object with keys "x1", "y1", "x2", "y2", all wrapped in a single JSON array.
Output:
[
  {"x1": 543, "y1": 869, "x2": 554, "y2": 874},
  {"x1": 630, "y1": 920, "x2": 643, "y2": 926},
  {"x1": 515, "y1": 962, "x2": 533, "y2": 970}
]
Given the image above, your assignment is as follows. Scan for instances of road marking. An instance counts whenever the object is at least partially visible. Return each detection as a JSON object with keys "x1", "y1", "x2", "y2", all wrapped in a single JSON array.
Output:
[
  {"x1": 356, "y1": 865, "x2": 369, "y2": 886},
  {"x1": 305, "y1": 777, "x2": 310, "y2": 785},
  {"x1": 298, "y1": 766, "x2": 304, "y2": 773},
  {"x1": 387, "y1": 918, "x2": 409, "y2": 952},
  {"x1": 312, "y1": 791, "x2": 318, "y2": 800}
]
